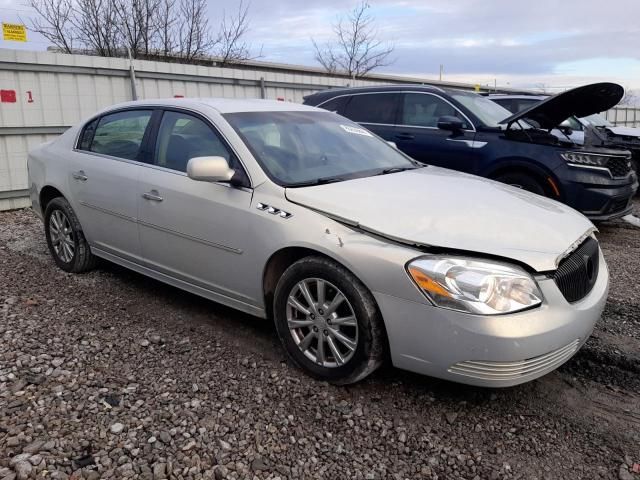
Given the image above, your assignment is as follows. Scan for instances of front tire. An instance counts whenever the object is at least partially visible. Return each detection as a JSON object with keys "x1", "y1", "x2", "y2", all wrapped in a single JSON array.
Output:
[
  {"x1": 44, "y1": 197, "x2": 97, "y2": 273},
  {"x1": 273, "y1": 256, "x2": 386, "y2": 384}
]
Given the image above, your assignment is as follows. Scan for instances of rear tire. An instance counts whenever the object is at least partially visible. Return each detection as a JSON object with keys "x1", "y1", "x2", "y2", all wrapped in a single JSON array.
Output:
[
  {"x1": 273, "y1": 256, "x2": 386, "y2": 384},
  {"x1": 494, "y1": 172, "x2": 548, "y2": 197},
  {"x1": 44, "y1": 197, "x2": 97, "y2": 273}
]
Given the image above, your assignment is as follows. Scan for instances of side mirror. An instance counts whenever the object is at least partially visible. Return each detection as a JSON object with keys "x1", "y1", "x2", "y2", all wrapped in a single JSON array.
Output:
[
  {"x1": 187, "y1": 156, "x2": 235, "y2": 182},
  {"x1": 437, "y1": 116, "x2": 465, "y2": 132}
]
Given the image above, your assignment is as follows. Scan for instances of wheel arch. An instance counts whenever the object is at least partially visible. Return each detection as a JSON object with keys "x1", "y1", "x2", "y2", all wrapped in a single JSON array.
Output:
[
  {"x1": 39, "y1": 185, "x2": 66, "y2": 213},
  {"x1": 262, "y1": 246, "x2": 380, "y2": 322},
  {"x1": 484, "y1": 158, "x2": 562, "y2": 199}
]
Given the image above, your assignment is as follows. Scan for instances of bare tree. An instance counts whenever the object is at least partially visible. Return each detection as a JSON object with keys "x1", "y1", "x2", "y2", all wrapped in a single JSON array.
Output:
[
  {"x1": 114, "y1": 0, "x2": 161, "y2": 57},
  {"x1": 71, "y1": 0, "x2": 121, "y2": 57},
  {"x1": 177, "y1": 0, "x2": 217, "y2": 60},
  {"x1": 156, "y1": 0, "x2": 178, "y2": 57},
  {"x1": 26, "y1": 0, "x2": 257, "y2": 64},
  {"x1": 620, "y1": 88, "x2": 640, "y2": 107},
  {"x1": 216, "y1": 0, "x2": 257, "y2": 65},
  {"x1": 312, "y1": 1, "x2": 395, "y2": 77},
  {"x1": 26, "y1": 0, "x2": 75, "y2": 53}
]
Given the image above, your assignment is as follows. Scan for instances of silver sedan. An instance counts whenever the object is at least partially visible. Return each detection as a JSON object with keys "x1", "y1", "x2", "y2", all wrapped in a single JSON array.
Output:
[{"x1": 27, "y1": 99, "x2": 608, "y2": 386}]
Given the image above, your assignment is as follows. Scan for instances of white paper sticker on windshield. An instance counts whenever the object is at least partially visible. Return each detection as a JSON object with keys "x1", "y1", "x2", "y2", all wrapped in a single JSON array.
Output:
[{"x1": 340, "y1": 124, "x2": 373, "y2": 137}]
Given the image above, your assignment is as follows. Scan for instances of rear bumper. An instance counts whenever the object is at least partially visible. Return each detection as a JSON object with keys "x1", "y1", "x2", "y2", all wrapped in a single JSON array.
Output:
[{"x1": 375, "y1": 249, "x2": 609, "y2": 387}]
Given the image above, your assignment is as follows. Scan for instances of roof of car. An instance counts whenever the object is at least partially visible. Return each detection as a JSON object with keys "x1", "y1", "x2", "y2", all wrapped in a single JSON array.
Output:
[
  {"x1": 100, "y1": 98, "x2": 319, "y2": 114},
  {"x1": 303, "y1": 84, "x2": 451, "y2": 103},
  {"x1": 487, "y1": 94, "x2": 549, "y2": 100}
]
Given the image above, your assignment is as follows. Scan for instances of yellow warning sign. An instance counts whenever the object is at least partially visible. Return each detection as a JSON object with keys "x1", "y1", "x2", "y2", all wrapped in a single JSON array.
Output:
[{"x1": 2, "y1": 23, "x2": 27, "y2": 42}]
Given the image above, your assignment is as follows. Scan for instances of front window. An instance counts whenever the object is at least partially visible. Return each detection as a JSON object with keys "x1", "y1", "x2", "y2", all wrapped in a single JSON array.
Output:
[
  {"x1": 224, "y1": 111, "x2": 418, "y2": 186},
  {"x1": 401, "y1": 93, "x2": 470, "y2": 129},
  {"x1": 155, "y1": 111, "x2": 238, "y2": 173},
  {"x1": 450, "y1": 91, "x2": 513, "y2": 127}
]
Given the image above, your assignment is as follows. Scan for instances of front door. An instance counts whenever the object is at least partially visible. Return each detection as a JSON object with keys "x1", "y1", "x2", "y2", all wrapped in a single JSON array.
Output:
[
  {"x1": 394, "y1": 92, "x2": 480, "y2": 174},
  {"x1": 68, "y1": 109, "x2": 154, "y2": 263},
  {"x1": 137, "y1": 109, "x2": 256, "y2": 307}
]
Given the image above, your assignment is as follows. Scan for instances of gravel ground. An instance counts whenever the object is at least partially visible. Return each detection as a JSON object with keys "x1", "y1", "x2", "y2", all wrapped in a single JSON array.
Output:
[{"x1": 1, "y1": 202, "x2": 639, "y2": 480}]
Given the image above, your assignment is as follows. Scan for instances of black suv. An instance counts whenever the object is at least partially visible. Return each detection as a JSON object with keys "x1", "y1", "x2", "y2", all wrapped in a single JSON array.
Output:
[{"x1": 304, "y1": 83, "x2": 638, "y2": 220}]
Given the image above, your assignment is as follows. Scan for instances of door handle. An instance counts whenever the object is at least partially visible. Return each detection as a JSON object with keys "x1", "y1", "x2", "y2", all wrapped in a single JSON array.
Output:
[
  {"x1": 142, "y1": 190, "x2": 163, "y2": 202},
  {"x1": 395, "y1": 133, "x2": 415, "y2": 140},
  {"x1": 72, "y1": 170, "x2": 88, "y2": 181}
]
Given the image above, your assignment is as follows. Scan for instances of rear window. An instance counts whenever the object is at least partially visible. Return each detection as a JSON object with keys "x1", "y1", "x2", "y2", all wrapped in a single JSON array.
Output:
[
  {"x1": 88, "y1": 110, "x2": 153, "y2": 161},
  {"x1": 343, "y1": 93, "x2": 400, "y2": 124}
]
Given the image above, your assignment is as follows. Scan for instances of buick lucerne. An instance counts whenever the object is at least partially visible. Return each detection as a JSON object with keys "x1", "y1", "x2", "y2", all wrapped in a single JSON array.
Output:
[{"x1": 28, "y1": 99, "x2": 609, "y2": 386}]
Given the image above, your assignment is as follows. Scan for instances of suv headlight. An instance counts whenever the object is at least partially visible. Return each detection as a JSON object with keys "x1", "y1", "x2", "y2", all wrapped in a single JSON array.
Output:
[
  {"x1": 560, "y1": 152, "x2": 610, "y2": 167},
  {"x1": 407, "y1": 257, "x2": 543, "y2": 315}
]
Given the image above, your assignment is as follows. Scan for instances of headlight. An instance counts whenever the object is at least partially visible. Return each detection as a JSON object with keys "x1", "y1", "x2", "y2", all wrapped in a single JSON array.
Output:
[
  {"x1": 407, "y1": 257, "x2": 543, "y2": 315},
  {"x1": 560, "y1": 152, "x2": 610, "y2": 167}
]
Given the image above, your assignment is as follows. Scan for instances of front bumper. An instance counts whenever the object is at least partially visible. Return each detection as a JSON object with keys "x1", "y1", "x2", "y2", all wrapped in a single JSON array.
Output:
[
  {"x1": 374, "y1": 249, "x2": 609, "y2": 387},
  {"x1": 557, "y1": 166, "x2": 638, "y2": 221}
]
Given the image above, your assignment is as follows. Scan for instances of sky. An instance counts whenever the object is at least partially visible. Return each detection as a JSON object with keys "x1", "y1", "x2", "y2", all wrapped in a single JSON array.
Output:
[{"x1": 1, "y1": 0, "x2": 639, "y2": 93}]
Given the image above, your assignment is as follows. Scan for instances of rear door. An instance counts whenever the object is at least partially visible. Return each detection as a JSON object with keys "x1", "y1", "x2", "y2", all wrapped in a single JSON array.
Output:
[
  {"x1": 68, "y1": 109, "x2": 153, "y2": 263},
  {"x1": 341, "y1": 93, "x2": 401, "y2": 143},
  {"x1": 394, "y1": 92, "x2": 480, "y2": 173},
  {"x1": 137, "y1": 108, "x2": 257, "y2": 307}
]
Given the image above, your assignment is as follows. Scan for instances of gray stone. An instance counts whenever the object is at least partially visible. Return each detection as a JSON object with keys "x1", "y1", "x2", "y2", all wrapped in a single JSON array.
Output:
[
  {"x1": 619, "y1": 465, "x2": 634, "y2": 480},
  {"x1": 14, "y1": 461, "x2": 32, "y2": 480},
  {"x1": 152, "y1": 462, "x2": 167, "y2": 479},
  {"x1": 110, "y1": 423, "x2": 124, "y2": 434}
]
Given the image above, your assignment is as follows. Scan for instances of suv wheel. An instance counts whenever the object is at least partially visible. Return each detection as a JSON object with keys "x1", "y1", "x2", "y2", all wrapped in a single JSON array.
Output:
[
  {"x1": 495, "y1": 172, "x2": 548, "y2": 197},
  {"x1": 273, "y1": 256, "x2": 386, "y2": 384},
  {"x1": 44, "y1": 197, "x2": 97, "y2": 273}
]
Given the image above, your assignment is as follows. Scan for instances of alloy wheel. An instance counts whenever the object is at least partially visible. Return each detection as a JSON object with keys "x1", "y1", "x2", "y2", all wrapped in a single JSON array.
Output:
[
  {"x1": 286, "y1": 278, "x2": 359, "y2": 367},
  {"x1": 49, "y1": 210, "x2": 75, "y2": 263}
]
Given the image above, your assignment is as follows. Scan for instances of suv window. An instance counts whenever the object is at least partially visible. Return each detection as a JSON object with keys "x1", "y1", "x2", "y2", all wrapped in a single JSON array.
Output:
[
  {"x1": 401, "y1": 93, "x2": 469, "y2": 129},
  {"x1": 343, "y1": 93, "x2": 399, "y2": 124},
  {"x1": 89, "y1": 110, "x2": 152, "y2": 160},
  {"x1": 318, "y1": 96, "x2": 347, "y2": 113},
  {"x1": 155, "y1": 110, "x2": 238, "y2": 173}
]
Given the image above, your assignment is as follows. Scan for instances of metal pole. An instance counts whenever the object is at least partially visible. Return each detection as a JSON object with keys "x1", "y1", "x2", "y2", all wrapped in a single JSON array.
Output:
[
  {"x1": 260, "y1": 77, "x2": 266, "y2": 99},
  {"x1": 128, "y1": 47, "x2": 138, "y2": 101}
]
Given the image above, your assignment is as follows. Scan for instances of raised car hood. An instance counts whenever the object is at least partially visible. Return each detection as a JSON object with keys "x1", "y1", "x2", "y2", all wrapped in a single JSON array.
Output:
[
  {"x1": 286, "y1": 167, "x2": 595, "y2": 272},
  {"x1": 500, "y1": 82, "x2": 624, "y2": 130}
]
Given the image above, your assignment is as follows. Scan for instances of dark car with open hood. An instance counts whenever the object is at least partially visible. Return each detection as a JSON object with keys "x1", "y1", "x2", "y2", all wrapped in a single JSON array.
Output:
[{"x1": 304, "y1": 82, "x2": 638, "y2": 220}]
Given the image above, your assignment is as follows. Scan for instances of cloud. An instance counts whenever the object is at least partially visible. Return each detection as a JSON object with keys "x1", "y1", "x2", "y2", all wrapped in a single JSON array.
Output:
[{"x1": 2, "y1": 0, "x2": 639, "y2": 88}]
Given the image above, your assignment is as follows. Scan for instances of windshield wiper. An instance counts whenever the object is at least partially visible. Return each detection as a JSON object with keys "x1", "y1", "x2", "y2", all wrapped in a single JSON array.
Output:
[
  {"x1": 286, "y1": 176, "x2": 347, "y2": 188},
  {"x1": 375, "y1": 165, "x2": 422, "y2": 176}
]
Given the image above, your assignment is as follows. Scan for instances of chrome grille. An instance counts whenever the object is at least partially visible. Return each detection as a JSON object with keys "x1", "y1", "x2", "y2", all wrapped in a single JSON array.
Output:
[
  {"x1": 553, "y1": 237, "x2": 600, "y2": 303},
  {"x1": 449, "y1": 339, "x2": 580, "y2": 381}
]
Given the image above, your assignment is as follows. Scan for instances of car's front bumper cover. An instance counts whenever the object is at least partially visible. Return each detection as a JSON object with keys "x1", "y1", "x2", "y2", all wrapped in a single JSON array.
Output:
[{"x1": 374, "y1": 249, "x2": 609, "y2": 387}]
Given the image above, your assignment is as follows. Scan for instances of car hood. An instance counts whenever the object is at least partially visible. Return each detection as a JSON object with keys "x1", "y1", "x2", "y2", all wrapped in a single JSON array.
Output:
[
  {"x1": 285, "y1": 167, "x2": 595, "y2": 272},
  {"x1": 500, "y1": 82, "x2": 624, "y2": 130},
  {"x1": 606, "y1": 125, "x2": 640, "y2": 138}
]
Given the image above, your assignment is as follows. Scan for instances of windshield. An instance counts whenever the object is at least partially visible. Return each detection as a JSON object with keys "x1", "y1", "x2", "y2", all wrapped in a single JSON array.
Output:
[
  {"x1": 580, "y1": 113, "x2": 612, "y2": 127},
  {"x1": 224, "y1": 111, "x2": 418, "y2": 186},
  {"x1": 449, "y1": 91, "x2": 513, "y2": 127}
]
